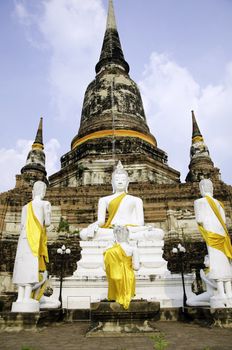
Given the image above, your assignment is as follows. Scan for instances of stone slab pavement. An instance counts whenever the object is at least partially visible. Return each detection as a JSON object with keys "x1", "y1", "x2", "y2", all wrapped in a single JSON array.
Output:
[{"x1": 0, "y1": 321, "x2": 231, "y2": 350}]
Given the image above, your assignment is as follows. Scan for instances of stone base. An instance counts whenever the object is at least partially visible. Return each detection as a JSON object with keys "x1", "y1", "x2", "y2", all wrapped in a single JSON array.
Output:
[
  {"x1": 87, "y1": 320, "x2": 158, "y2": 337},
  {"x1": 11, "y1": 301, "x2": 39, "y2": 313},
  {"x1": 183, "y1": 307, "x2": 232, "y2": 328},
  {"x1": 86, "y1": 300, "x2": 160, "y2": 337},
  {"x1": 0, "y1": 292, "x2": 17, "y2": 312},
  {"x1": 91, "y1": 300, "x2": 160, "y2": 321},
  {"x1": 0, "y1": 309, "x2": 63, "y2": 331},
  {"x1": 51, "y1": 273, "x2": 194, "y2": 309}
]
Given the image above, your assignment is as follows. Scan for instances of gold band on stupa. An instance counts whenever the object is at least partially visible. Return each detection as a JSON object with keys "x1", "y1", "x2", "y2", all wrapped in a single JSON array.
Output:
[
  {"x1": 32, "y1": 143, "x2": 44, "y2": 150},
  {"x1": 71, "y1": 129, "x2": 157, "y2": 150},
  {"x1": 192, "y1": 136, "x2": 203, "y2": 144}
]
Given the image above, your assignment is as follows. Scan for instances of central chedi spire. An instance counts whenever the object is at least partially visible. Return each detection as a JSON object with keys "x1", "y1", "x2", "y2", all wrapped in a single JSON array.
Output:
[
  {"x1": 95, "y1": 0, "x2": 129, "y2": 74},
  {"x1": 49, "y1": 0, "x2": 180, "y2": 187},
  {"x1": 71, "y1": 0, "x2": 154, "y2": 151}
]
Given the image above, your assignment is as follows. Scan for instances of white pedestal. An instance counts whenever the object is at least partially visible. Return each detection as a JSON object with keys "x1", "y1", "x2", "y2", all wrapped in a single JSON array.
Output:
[
  {"x1": 11, "y1": 301, "x2": 40, "y2": 313},
  {"x1": 74, "y1": 240, "x2": 168, "y2": 278},
  {"x1": 53, "y1": 239, "x2": 193, "y2": 310},
  {"x1": 51, "y1": 273, "x2": 194, "y2": 310},
  {"x1": 210, "y1": 295, "x2": 232, "y2": 308}
]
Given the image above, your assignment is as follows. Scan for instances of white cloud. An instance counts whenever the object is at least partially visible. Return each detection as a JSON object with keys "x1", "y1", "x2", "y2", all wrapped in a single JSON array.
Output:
[
  {"x1": 139, "y1": 52, "x2": 232, "y2": 183},
  {"x1": 44, "y1": 139, "x2": 60, "y2": 176},
  {"x1": 0, "y1": 138, "x2": 60, "y2": 193},
  {"x1": 14, "y1": 0, "x2": 106, "y2": 121},
  {"x1": 0, "y1": 140, "x2": 30, "y2": 192},
  {"x1": 14, "y1": 2, "x2": 31, "y2": 25},
  {"x1": 45, "y1": 138, "x2": 61, "y2": 175}
]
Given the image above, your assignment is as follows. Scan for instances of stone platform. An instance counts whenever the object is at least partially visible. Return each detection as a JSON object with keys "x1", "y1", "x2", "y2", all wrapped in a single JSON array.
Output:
[
  {"x1": 0, "y1": 309, "x2": 62, "y2": 332},
  {"x1": 51, "y1": 273, "x2": 194, "y2": 309},
  {"x1": 91, "y1": 300, "x2": 160, "y2": 321},
  {"x1": 87, "y1": 301, "x2": 160, "y2": 336},
  {"x1": 51, "y1": 238, "x2": 194, "y2": 310},
  {"x1": 1, "y1": 306, "x2": 232, "y2": 335},
  {"x1": 183, "y1": 306, "x2": 232, "y2": 328},
  {"x1": 64, "y1": 306, "x2": 232, "y2": 328}
]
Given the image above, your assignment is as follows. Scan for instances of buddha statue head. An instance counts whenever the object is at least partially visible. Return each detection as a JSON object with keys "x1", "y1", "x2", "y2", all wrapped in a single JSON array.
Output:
[
  {"x1": 112, "y1": 161, "x2": 129, "y2": 193},
  {"x1": 32, "y1": 181, "x2": 47, "y2": 199},
  {"x1": 113, "y1": 225, "x2": 129, "y2": 243},
  {"x1": 199, "y1": 178, "x2": 213, "y2": 197}
]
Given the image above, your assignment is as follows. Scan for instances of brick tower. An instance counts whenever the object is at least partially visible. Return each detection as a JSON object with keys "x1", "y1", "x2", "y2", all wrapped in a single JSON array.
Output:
[
  {"x1": 49, "y1": 0, "x2": 180, "y2": 187},
  {"x1": 16, "y1": 117, "x2": 47, "y2": 187},
  {"x1": 185, "y1": 111, "x2": 221, "y2": 183}
]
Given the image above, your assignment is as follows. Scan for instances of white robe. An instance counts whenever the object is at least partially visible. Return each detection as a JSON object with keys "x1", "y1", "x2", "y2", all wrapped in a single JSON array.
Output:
[{"x1": 12, "y1": 205, "x2": 39, "y2": 285}]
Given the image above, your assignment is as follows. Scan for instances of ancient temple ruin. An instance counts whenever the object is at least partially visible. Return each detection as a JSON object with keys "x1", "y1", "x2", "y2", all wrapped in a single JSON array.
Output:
[{"x1": 0, "y1": 0, "x2": 232, "y2": 298}]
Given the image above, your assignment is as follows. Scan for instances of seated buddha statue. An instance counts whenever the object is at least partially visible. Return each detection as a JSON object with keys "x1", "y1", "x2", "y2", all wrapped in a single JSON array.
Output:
[{"x1": 80, "y1": 161, "x2": 164, "y2": 241}]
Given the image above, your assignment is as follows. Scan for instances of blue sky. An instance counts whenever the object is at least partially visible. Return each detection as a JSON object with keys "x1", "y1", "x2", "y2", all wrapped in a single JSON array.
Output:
[{"x1": 0, "y1": 0, "x2": 232, "y2": 192}]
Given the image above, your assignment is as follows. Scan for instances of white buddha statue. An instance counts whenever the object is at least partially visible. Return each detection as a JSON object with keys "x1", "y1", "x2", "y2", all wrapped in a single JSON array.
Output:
[
  {"x1": 194, "y1": 179, "x2": 232, "y2": 307},
  {"x1": 12, "y1": 181, "x2": 52, "y2": 312},
  {"x1": 80, "y1": 161, "x2": 164, "y2": 242}
]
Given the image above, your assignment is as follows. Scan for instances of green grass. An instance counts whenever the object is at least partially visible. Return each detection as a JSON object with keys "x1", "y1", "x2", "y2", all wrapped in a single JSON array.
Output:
[{"x1": 150, "y1": 333, "x2": 169, "y2": 350}]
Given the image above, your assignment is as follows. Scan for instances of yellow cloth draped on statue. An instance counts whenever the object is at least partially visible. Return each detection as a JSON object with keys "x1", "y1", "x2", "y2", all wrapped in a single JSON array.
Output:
[
  {"x1": 26, "y1": 201, "x2": 49, "y2": 271},
  {"x1": 101, "y1": 192, "x2": 127, "y2": 228},
  {"x1": 31, "y1": 272, "x2": 48, "y2": 301},
  {"x1": 104, "y1": 243, "x2": 135, "y2": 309},
  {"x1": 198, "y1": 196, "x2": 232, "y2": 259}
]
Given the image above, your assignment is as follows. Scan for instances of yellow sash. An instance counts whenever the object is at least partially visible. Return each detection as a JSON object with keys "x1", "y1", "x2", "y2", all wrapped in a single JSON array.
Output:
[
  {"x1": 26, "y1": 202, "x2": 49, "y2": 271},
  {"x1": 104, "y1": 243, "x2": 135, "y2": 309},
  {"x1": 31, "y1": 273, "x2": 48, "y2": 301},
  {"x1": 198, "y1": 196, "x2": 232, "y2": 259},
  {"x1": 101, "y1": 192, "x2": 126, "y2": 228}
]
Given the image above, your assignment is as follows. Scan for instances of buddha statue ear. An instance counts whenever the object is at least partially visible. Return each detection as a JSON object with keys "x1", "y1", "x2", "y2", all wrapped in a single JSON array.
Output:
[
  {"x1": 125, "y1": 180, "x2": 129, "y2": 193},
  {"x1": 111, "y1": 178, "x2": 116, "y2": 193}
]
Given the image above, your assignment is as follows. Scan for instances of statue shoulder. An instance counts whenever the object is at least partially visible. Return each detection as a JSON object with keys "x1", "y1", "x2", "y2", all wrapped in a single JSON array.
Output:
[
  {"x1": 127, "y1": 195, "x2": 143, "y2": 204},
  {"x1": 194, "y1": 197, "x2": 205, "y2": 205},
  {"x1": 43, "y1": 200, "x2": 51, "y2": 205},
  {"x1": 99, "y1": 194, "x2": 113, "y2": 202},
  {"x1": 32, "y1": 199, "x2": 51, "y2": 211},
  {"x1": 98, "y1": 195, "x2": 113, "y2": 206},
  {"x1": 43, "y1": 200, "x2": 51, "y2": 209}
]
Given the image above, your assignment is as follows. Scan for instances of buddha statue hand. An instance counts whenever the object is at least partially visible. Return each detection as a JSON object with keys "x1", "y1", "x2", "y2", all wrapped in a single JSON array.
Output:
[
  {"x1": 80, "y1": 222, "x2": 99, "y2": 240},
  {"x1": 143, "y1": 227, "x2": 164, "y2": 241},
  {"x1": 32, "y1": 270, "x2": 48, "y2": 291}
]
